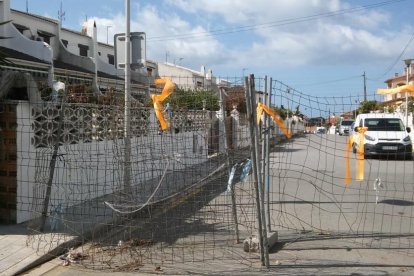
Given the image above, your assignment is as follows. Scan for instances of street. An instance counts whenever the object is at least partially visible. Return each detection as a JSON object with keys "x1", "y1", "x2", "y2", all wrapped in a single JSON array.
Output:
[{"x1": 268, "y1": 134, "x2": 414, "y2": 240}]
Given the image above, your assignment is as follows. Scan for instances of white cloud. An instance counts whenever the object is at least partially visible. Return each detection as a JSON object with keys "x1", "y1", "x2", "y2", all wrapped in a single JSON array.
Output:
[
  {"x1": 88, "y1": 3, "x2": 229, "y2": 70},
  {"x1": 158, "y1": 0, "x2": 402, "y2": 68},
  {"x1": 84, "y1": 0, "x2": 413, "y2": 75}
]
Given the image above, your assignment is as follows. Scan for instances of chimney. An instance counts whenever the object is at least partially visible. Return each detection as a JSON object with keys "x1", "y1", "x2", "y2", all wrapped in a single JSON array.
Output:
[
  {"x1": 206, "y1": 69, "x2": 213, "y2": 80},
  {"x1": 200, "y1": 65, "x2": 206, "y2": 76},
  {"x1": 0, "y1": 0, "x2": 11, "y2": 21}
]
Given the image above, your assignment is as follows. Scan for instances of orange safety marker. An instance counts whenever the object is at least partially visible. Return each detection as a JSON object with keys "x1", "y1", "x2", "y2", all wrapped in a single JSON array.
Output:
[
  {"x1": 256, "y1": 102, "x2": 292, "y2": 139},
  {"x1": 151, "y1": 79, "x2": 175, "y2": 131},
  {"x1": 345, "y1": 127, "x2": 367, "y2": 185},
  {"x1": 355, "y1": 127, "x2": 367, "y2": 181}
]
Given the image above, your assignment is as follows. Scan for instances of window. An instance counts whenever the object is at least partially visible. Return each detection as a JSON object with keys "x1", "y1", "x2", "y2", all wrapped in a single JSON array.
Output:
[
  {"x1": 13, "y1": 23, "x2": 28, "y2": 34},
  {"x1": 37, "y1": 30, "x2": 55, "y2": 45},
  {"x1": 98, "y1": 52, "x2": 101, "y2": 56},
  {"x1": 78, "y1": 44, "x2": 89, "y2": 57},
  {"x1": 61, "y1": 39, "x2": 68, "y2": 48},
  {"x1": 147, "y1": 68, "x2": 153, "y2": 77},
  {"x1": 364, "y1": 118, "x2": 405, "y2": 131},
  {"x1": 107, "y1": 54, "x2": 114, "y2": 65}
]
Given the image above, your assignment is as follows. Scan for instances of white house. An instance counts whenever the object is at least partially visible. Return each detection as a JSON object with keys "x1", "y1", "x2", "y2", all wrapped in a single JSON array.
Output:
[
  {"x1": 0, "y1": 0, "x2": 149, "y2": 99},
  {"x1": 157, "y1": 63, "x2": 227, "y2": 91}
]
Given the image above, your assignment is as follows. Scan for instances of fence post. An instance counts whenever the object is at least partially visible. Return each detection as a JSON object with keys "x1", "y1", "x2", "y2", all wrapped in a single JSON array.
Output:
[
  {"x1": 219, "y1": 86, "x2": 240, "y2": 243},
  {"x1": 245, "y1": 75, "x2": 269, "y2": 267},
  {"x1": 260, "y1": 76, "x2": 270, "y2": 243},
  {"x1": 266, "y1": 77, "x2": 272, "y2": 233},
  {"x1": 40, "y1": 90, "x2": 67, "y2": 232}
]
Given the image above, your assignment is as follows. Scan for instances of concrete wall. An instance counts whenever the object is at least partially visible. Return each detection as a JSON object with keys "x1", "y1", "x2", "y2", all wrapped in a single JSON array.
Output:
[{"x1": 15, "y1": 101, "x2": 209, "y2": 223}]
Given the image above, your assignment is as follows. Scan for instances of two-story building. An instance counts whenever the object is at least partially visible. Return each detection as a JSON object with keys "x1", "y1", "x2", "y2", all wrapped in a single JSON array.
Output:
[
  {"x1": 1, "y1": 0, "x2": 225, "y2": 99},
  {"x1": 378, "y1": 64, "x2": 414, "y2": 110},
  {"x1": 0, "y1": 0, "x2": 153, "y2": 101}
]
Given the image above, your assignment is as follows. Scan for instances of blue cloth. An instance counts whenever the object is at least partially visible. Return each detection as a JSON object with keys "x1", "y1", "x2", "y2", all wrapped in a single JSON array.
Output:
[{"x1": 240, "y1": 159, "x2": 252, "y2": 183}]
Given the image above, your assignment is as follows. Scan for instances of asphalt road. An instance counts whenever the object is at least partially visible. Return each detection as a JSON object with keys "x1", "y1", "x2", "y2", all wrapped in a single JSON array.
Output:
[{"x1": 267, "y1": 133, "x2": 414, "y2": 238}]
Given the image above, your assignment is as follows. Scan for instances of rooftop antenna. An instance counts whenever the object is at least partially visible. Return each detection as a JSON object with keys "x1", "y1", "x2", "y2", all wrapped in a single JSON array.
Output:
[{"x1": 58, "y1": 1, "x2": 66, "y2": 26}]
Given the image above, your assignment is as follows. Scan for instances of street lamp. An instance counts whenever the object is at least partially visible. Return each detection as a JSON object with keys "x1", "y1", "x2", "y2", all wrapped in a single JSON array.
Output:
[{"x1": 404, "y1": 59, "x2": 412, "y2": 127}]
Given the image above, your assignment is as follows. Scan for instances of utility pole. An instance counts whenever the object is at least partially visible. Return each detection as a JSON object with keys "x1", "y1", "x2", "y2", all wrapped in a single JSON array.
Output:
[
  {"x1": 404, "y1": 59, "x2": 412, "y2": 127},
  {"x1": 362, "y1": 71, "x2": 367, "y2": 102},
  {"x1": 124, "y1": 0, "x2": 131, "y2": 191}
]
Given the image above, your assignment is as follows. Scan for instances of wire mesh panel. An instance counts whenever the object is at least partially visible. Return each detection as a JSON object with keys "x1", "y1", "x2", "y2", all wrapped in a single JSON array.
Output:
[
  {"x1": 0, "y1": 72, "x2": 259, "y2": 272},
  {"x1": 2, "y1": 71, "x2": 414, "y2": 274},
  {"x1": 265, "y1": 79, "x2": 414, "y2": 256}
]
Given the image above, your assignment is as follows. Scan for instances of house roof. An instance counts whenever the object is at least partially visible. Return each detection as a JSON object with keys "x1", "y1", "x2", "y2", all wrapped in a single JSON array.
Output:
[
  {"x1": 97, "y1": 71, "x2": 123, "y2": 80},
  {"x1": 0, "y1": 46, "x2": 50, "y2": 64},
  {"x1": 61, "y1": 27, "x2": 89, "y2": 37},
  {"x1": 11, "y1": 9, "x2": 58, "y2": 25},
  {"x1": 53, "y1": 59, "x2": 93, "y2": 74}
]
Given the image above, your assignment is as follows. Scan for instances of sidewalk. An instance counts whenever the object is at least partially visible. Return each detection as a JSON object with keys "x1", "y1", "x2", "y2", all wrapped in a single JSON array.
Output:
[
  {"x1": 0, "y1": 223, "x2": 39, "y2": 276},
  {"x1": 9, "y1": 229, "x2": 414, "y2": 276}
]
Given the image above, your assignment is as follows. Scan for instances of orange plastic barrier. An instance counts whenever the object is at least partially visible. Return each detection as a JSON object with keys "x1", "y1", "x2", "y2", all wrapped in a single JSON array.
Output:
[
  {"x1": 151, "y1": 79, "x2": 175, "y2": 131},
  {"x1": 345, "y1": 127, "x2": 367, "y2": 185},
  {"x1": 256, "y1": 102, "x2": 292, "y2": 139}
]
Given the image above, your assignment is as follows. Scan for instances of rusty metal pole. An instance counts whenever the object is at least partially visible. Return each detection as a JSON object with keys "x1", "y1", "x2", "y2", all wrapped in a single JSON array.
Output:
[
  {"x1": 245, "y1": 75, "x2": 269, "y2": 267},
  {"x1": 261, "y1": 76, "x2": 269, "y2": 238},
  {"x1": 219, "y1": 86, "x2": 240, "y2": 243},
  {"x1": 266, "y1": 77, "x2": 272, "y2": 233},
  {"x1": 40, "y1": 88, "x2": 67, "y2": 232}
]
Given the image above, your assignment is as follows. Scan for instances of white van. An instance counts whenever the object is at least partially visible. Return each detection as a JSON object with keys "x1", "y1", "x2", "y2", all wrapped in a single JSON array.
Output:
[
  {"x1": 338, "y1": 119, "x2": 354, "y2": 136},
  {"x1": 352, "y1": 113, "x2": 412, "y2": 159}
]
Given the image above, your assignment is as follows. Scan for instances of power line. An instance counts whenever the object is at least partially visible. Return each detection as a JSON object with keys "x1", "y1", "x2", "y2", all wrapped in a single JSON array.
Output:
[
  {"x1": 148, "y1": 0, "x2": 408, "y2": 42},
  {"x1": 295, "y1": 75, "x2": 361, "y2": 87},
  {"x1": 369, "y1": 31, "x2": 414, "y2": 81}
]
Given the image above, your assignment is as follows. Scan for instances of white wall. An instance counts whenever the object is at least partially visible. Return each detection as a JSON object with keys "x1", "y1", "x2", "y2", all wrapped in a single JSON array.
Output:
[
  {"x1": 15, "y1": 102, "x2": 208, "y2": 223},
  {"x1": 60, "y1": 29, "x2": 92, "y2": 57}
]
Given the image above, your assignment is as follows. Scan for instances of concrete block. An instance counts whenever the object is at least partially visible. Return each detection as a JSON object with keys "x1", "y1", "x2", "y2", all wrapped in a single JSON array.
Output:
[{"x1": 243, "y1": 231, "x2": 278, "y2": 253}]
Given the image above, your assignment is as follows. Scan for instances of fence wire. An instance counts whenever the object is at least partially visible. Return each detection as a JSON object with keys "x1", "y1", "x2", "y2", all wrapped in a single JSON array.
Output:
[{"x1": 1, "y1": 70, "x2": 414, "y2": 274}]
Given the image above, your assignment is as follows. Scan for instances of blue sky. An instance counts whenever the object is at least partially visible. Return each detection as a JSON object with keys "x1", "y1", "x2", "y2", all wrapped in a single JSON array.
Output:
[{"x1": 10, "y1": 0, "x2": 414, "y2": 98}]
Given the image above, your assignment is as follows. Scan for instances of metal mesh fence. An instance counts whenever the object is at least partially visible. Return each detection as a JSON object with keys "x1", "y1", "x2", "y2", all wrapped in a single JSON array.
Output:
[{"x1": 1, "y1": 70, "x2": 414, "y2": 274}]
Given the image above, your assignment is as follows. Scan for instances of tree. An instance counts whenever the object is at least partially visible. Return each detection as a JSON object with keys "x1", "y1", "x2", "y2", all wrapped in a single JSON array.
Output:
[
  {"x1": 358, "y1": 100, "x2": 378, "y2": 114},
  {"x1": 407, "y1": 97, "x2": 414, "y2": 113},
  {"x1": 166, "y1": 88, "x2": 219, "y2": 111}
]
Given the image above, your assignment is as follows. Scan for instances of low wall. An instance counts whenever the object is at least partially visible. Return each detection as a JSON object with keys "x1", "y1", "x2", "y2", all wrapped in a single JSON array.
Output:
[{"x1": 15, "y1": 101, "x2": 209, "y2": 223}]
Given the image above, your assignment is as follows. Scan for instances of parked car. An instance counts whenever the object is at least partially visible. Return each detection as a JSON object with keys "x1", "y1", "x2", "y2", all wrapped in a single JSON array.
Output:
[
  {"x1": 316, "y1": 127, "x2": 326, "y2": 134},
  {"x1": 352, "y1": 113, "x2": 412, "y2": 159},
  {"x1": 338, "y1": 119, "x2": 354, "y2": 136}
]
